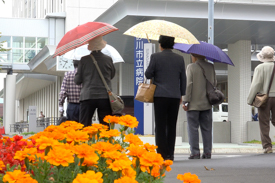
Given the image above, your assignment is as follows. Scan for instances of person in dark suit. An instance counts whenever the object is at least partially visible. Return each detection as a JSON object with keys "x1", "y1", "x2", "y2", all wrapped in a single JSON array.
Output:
[
  {"x1": 145, "y1": 35, "x2": 187, "y2": 160},
  {"x1": 74, "y1": 36, "x2": 115, "y2": 127}
]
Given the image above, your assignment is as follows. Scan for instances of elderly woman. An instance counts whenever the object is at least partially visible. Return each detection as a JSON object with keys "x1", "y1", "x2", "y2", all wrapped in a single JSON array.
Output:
[
  {"x1": 145, "y1": 35, "x2": 186, "y2": 160},
  {"x1": 247, "y1": 46, "x2": 275, "y2": 154},
  {"x1": 74, "y1": 36, "x2": 115, "y2": 127}
]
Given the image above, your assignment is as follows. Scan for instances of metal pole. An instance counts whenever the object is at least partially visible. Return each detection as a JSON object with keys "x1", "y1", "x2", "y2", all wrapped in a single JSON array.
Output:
[{"x1": 208, "y1": 0, "x2": 214, "y2": 44}]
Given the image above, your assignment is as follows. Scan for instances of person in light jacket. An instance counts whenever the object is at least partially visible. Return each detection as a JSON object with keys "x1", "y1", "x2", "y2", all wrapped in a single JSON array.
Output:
[
  {"x1": 182, "y1": 53, "x2": 216, "y2": 159},
  {"x1": 247, "y1": 46, "x2": 275, "y2": 154},
  {"x1": 145, "y1": 35, "x2": 186, "y2": 161}
]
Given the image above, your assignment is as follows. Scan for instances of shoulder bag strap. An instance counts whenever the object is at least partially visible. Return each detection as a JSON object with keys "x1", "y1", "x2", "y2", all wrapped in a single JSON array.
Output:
[
  {"x1": 196, "y1": 62, "x2": 216, "y2": 88},
  {"x1": 90, "y1": 54, "x2": 111, "y2": 92},
  {"x1": 267, "y1": 62, "x2": 275, "y2": 95}
]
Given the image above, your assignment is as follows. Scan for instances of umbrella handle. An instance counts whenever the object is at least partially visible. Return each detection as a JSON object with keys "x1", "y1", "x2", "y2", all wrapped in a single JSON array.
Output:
[{"x1": 146, "y1": 33, "x2": 151, "y2": 43}]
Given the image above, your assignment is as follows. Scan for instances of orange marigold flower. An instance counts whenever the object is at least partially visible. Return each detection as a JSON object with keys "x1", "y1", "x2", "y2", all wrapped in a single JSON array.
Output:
[
  {"x1": 92, "y1": 142, "x2": 121, "y2": 154},
  {"x1": 50, "y1": 131, "x2": 66, "y2": 141},
  {"x1": 72, "y1": 170, "x2": 103, "y2": 183},
  {"x1": 14, "y1": 147, "x2": 37, "y2": 161},
  {"x1": 124, "y1": 134, "x2": 143, "y2": 145},
  {"x1": 102, "y1": 151, "x2": 128, "y2": 161},
  {"x1": 82, "y1": 155, "x2": 99, "y2": 167},
  {"x1": 144, "y1": 143, "x2": 157, "y2": 152},
  {"x1": 127, "y1": 144, "x2": 147, "y2": 158},
  {"x1": 66, "y1": 130, "x2": 89, "y2": 143},
  {"x1": 103, "y1": 115, "x2": 120, "y2": 124},
  {"x1": 151, "y1": 165, "x2": 161, "y2": 177},
  {"x1": 60, "y1": 121, "x2": 84, "y2": 130},
  {"x1": 140, "y1": 152, "x2": 164, "y2": 167},
  {"x1": 92, "y1": 123, "x2": 109, "y2": 131},
  {"x1": 35, "y1": 136, "x2": 59, "y2": 150},
  {"x1": 73, "y1": 143, "x2": 98, "y2": 160},
  {"x1": 16, "y1": 177, "x2": 38, "y2": 183},
  {"x1": 3, "y1": 170, "x2": 31, "y2": 182},
  {"x1": 99, "y1": 129, "x2": 120, "y2": 139},
  {"x1": 114, "y1": 176, "x2": 138, "y2": 183},
  {"x1": 0, "y1": 160, "x2": 5, "y2": 171},
  {"x1": 108, "y1": 159, "x2": 132, "y2": 171},
  {"x1": 122, "y1": 167, "x2": 137, "y2": 179},
  {"x1": 82, "y1": 126, "x2": 99, "y2": 136},
  {"x1": 163, "y1": 160, "x2": 173, "y2": 172},
  {"x1": 28, "y1": 131, "x2": 52, "y2": 141},
  {"x1": 44, "y1": 125, "x2": 59, "y2": 132},
  {"x1": 45, "y1": 147, "x2": 74, "y2": 167},
  {"x1": 177, "y1": 173, "x2": 201, "y2": 183},
  {"x1": 119, "y1": 115, "x2": 139, "y2": 128}
]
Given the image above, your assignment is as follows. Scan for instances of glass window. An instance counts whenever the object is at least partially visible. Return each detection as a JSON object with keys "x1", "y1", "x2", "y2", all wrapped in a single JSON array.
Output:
[
  {"x1": 0, "y1": 51, "x2": 12, "y2": 63},
  {"x1": 25, "y1": 37, "x2": 36, "y2": 48},
  {"x1": 37, "y1": 37, "x2": 48, "y2": 49},
  {"x1": 12, "y1": 49, "x2": 24, "y2": 63},
  {"x1": 0, "y1": 36, "x2": 11, "y2": 48},
  {"x1": 25, "y1": 49, "x2": 36, "y2": 62},
  {"x1": 213, "y1": 105, "x2": 219, "y2": 112},
  {"x1": 222, "y1": 104, "x2": 228, "y2": 112},
  {"x1": 12, "y1": 37, "x2": 24, "y2": 48}
]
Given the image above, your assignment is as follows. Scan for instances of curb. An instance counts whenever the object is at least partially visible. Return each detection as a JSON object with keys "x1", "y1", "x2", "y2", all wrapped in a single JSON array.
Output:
[{"x1": 174, "y1": 148, "x2": 266, "y2": 154}]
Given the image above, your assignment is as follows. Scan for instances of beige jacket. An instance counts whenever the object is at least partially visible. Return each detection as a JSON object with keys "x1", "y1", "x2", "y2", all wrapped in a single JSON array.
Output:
[
  {"x1": 183, "y1": 59, "x2": 216, "y2": 111},
  {"x1": 247, "y1": 61, "x2": 275, "y2": 105}
]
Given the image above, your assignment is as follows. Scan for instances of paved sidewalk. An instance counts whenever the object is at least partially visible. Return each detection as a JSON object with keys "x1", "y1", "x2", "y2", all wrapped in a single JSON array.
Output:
[{"x1": 175, "y1": 142, "x2": 265, "y2": 154}]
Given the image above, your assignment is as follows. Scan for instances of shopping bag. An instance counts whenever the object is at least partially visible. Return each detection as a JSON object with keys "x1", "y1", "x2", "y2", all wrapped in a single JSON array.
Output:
[{"x1": 135, "y1": 80, "x2": 156, "y2": 103}]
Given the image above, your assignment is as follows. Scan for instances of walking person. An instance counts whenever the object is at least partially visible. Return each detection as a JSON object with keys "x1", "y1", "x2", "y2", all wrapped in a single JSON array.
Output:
[
  {"x1": 145, "y1": 35, "x2": 186, "y2": 161},
  {"x1": 74, "y1": 36, "x2": 115, "y2": 127},
  {"x1": 247, "y1": 46, "x2": 275, "y2": 154},
  {"x1": 182, "y1": 53, "x2": 216, "y2": 159},
  {"x1": 59, "y1": 60, "x2": 82, "y2": 122}
]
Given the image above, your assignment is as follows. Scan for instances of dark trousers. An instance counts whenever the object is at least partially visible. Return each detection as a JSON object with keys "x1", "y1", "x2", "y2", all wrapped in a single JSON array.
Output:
[
  {"x1": 187, "y1": 109, "x2": 212, "y2": 155},
  {"x1": 154, "y1": 97, "x2": 180, "y2": 160},
  {"x1": 79, "y1": 99, "x2": 111, "y2": 127},
  {"x1": 66, "y1": 103, "x2": 80, "y2": 122},
  {"x1": 258, "y1": 97, "x2": 275, "y2": 149}
]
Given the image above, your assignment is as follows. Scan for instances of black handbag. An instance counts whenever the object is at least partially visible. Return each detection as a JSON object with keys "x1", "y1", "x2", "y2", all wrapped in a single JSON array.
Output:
[
  {"x1": 90, "y1": 55, "x2": 124, "y2": 113},
  {"x1": 197, "y1": 62, "x2": 225, "y2": 105}
]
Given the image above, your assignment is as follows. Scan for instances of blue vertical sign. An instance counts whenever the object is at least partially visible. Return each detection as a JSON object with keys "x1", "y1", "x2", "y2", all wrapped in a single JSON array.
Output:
[{"x1": 134, "y1": 38, "x2": 148, "y2": 135}]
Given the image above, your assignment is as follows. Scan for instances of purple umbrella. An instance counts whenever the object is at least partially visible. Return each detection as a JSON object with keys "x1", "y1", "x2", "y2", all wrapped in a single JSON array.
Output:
[{"x1": 174, "y1": 41, "x2": 234, "y2": 66}]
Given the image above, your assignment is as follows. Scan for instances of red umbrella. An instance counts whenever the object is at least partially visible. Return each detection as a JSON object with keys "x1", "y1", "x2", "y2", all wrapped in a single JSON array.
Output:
[{"x1": 53, "y1": 22, "x2": 118, "y2": 58}]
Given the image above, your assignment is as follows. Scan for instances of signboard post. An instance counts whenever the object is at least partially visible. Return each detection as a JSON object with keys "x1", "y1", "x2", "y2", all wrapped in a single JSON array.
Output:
[
  {"x1": 28, "y1": 106, "x2": 37, "y2": 132},
  {"x1": 134, "y1": 38, "x2": 155, "y2": 135}
]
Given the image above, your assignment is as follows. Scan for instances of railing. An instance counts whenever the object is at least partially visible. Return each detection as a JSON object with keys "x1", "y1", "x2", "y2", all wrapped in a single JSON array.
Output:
[
  {"x1": 10, "y1": 117, "x2": 62, "y2": 133},
  {"x1": 36, "y1": 117, "x2": 60, "y2": 129},
  {"x1": 10, "y1": 122, "x2": 29, "y2": 133}
]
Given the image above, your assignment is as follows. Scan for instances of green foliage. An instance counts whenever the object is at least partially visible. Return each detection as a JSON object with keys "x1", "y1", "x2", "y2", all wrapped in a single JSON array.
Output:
[
  {"x1": 21, "y1": 132, "x2": 36, "y2": 136},
  {"x1": 243, "y1": 139, "x2": 275, "y2": 145},
  {"x1": 0, "y1": 32, "x2": 11, "y2": 53},
  {"x1": 136, "y1": 172, "x2": 165, "y2": 183}
]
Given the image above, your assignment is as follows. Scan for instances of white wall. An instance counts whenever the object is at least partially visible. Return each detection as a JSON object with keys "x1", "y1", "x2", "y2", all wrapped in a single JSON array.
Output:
[
  {"x1": 18, "y1": 76, "x2": 62, "y2": 121},
  {"x1": 65, "y1": 0, "x2": 118, "y2": 31}
]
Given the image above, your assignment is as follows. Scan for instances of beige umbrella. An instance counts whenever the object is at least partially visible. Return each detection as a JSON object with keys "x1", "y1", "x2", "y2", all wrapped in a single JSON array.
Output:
[{"x1": 124, "y1": 20, "x2": 199, "y2": 44}]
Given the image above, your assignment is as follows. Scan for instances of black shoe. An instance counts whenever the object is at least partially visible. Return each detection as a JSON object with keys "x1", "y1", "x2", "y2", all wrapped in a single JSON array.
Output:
[
  {"x1": 165, "y1": 155, "x2": 174, "y2": 161},
  {"x1": 202, "y1": 153, "x2": 211, "y2": 159},
  {"x1": 188, "y1": 154, "x2": 200, "y2": 159}
]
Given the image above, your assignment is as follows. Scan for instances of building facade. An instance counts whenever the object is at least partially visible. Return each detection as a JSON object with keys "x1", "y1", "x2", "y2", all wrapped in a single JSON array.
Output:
[{"x1": 1, "y1": 0, "x2": 275, "y2": 143}]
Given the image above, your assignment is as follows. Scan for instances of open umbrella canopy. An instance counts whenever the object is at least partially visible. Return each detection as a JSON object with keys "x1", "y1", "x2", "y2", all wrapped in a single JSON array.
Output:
[
  {"x1": 53, "y1": 22, "x2": 118, "y2": 58},
  {"x1": 124, "y1": 20, "x2": 199, "y2": 44},
  {"x1": 174, "y1": 41, "x2": 234, "y2": 66},
  {"x1": 62, "y1": 44, "x2": 124, "y2": 64}
]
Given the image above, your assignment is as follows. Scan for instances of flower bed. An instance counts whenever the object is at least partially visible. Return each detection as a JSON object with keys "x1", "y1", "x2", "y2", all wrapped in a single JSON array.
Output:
[{"x1": 0, "y1": 115, "x2": 200, "y2": 183}]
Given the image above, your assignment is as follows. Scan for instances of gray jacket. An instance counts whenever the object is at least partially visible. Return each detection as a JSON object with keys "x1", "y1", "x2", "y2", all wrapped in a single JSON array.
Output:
[
  {"x1": 145, "y1": 49, "x2": 186, "y2": 99},
  {"x1": 183, "y1": 59, "x2": 216, "y2": 111},
  {"x1": 247, "y1": 61, "x2": 275, "y2": 105},
  {"x1": 74, "y1": 51, "x2": 115, "y2": 101}
]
